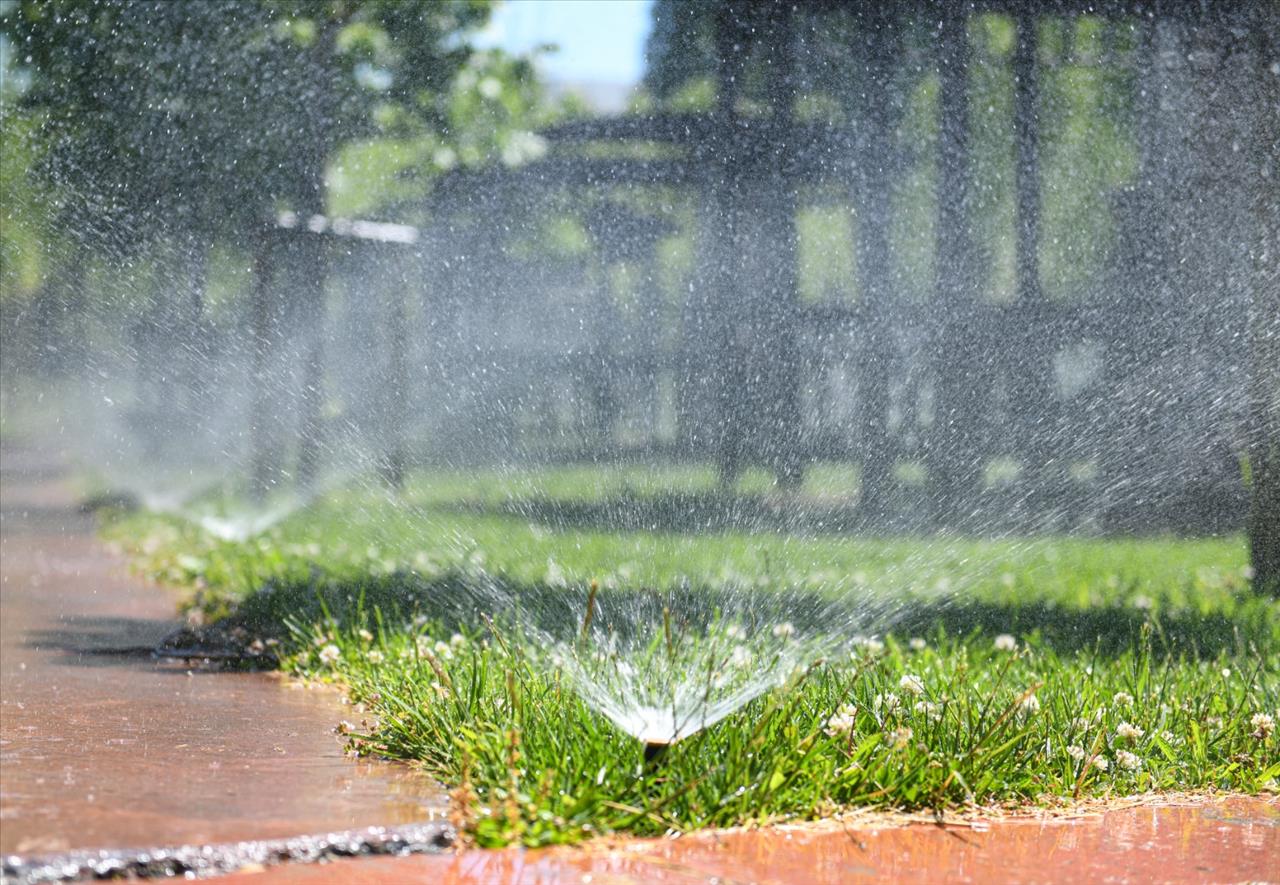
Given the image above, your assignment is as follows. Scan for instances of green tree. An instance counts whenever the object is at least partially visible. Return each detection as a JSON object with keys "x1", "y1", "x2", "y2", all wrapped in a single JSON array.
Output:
[
  {"x1": 643, "y1": 0, "x2": 716, "y2": 105},
  {"x1": 3, "y1": 0, "x2": 493, "y2": 243},
  {"x1": 2, "y1": 0, "x2": 495, "y2": 484}
]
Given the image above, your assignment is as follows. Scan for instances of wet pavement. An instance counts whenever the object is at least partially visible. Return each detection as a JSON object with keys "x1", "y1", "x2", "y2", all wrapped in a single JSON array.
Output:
[
  {"x1": 215, "y1": 796, "x2": 1280, "y2": 884},
  {"x1": 0, "y1": 445, "x2": 449, "y2": 858},
  {"x1": 3, "y1": 444, "x2": 1278, "y2": 883}
]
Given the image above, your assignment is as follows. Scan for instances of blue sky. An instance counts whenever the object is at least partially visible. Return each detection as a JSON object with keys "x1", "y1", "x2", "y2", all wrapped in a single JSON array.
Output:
[{"x1": 476, "y1": 0, "x2": 655, "y2": 86}]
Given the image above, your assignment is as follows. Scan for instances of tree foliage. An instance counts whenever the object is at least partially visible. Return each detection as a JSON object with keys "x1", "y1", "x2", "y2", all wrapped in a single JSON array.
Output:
[{"x1": 0, "y1": 0, "x2": 494, "y2": 251}]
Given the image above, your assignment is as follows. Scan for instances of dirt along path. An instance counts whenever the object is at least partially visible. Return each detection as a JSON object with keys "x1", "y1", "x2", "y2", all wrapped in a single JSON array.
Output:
[{"x1": 0, "y1": 444, "x2": 449, "y2": 865}]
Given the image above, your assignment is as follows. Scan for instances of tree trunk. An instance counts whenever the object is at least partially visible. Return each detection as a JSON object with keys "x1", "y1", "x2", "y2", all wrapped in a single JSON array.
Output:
[
  {"x1": 249, "y1": 228, "x2": 281, "y2": 502},
  {"x1": 293, "y1": 233, "x2": 328, "y2": 493},
  {"x1": 1247, "y1": 4, "x2": 1280, "y2": 594},
  {"x1": 851, "y1": 4, "x2": 901, "y2": 523},
  {"x1": 1011, "y1": 7, "x2": 1057, "y2": 522},
  {"x1": 588, "y1": 262, "x2": 621, "y2": 449},
  {"x1": 930, "y1": 4, "x2": 984, "y2": 527},
  {"x1": 759, "y1": 0, "x2": 803, "y2": 489},
  {"x1": 638, "y1": 252, "x2": 665, "y2": 443},
  {"x1": 382, "y1": 244, "x2": 409, "y2": 491},
  {"x1": 1098, "y1": 12, "x2": 1179, "y2": 531},
  {"x1": 178, "y1": 238, "x2": 210, "y2": 430},
  {"x1": 710, "y1": 1, "x2": 746, "y2": 487},
  {"x1": 293, "y1": 19, "x2": 341, "y2": 493}
]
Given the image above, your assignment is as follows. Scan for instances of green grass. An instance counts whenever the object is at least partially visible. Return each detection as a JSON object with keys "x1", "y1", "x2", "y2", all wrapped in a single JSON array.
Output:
[
  {"x1": 296, "y1": 618, "x2": 1276, "y2": 846},
  {"x1": 101, "y1": 463, "x2": 1280, "y2": 846},
  {"x1": 110, "y1": 466, "x2": 1257, "y2": 620}
]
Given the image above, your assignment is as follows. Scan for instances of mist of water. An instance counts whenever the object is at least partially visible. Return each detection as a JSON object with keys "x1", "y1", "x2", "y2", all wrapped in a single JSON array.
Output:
[{"x1": 2, "y1": 1, "x2": 1276, "y2": 746}]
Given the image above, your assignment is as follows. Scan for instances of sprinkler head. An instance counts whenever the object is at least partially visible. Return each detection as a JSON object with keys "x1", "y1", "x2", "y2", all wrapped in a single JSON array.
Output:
[{"x1": 643, "y1": 741, "x2": 668, "y2": 766}]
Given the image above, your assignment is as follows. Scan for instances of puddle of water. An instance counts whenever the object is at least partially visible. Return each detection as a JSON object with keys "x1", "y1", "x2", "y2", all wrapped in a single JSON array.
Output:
[
  {"x1": 0, "y1": 450, "x2": 448, "y2": 857},
  {"x1": 211, "y1": 796, "x2": 1280, "y2": 885}
]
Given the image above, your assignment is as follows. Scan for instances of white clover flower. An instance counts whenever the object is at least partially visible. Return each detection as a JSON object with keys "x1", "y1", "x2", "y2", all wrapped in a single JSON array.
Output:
[
  {"x1": 874, "y1": 692, "x2": 900, "y2": 715},
  {"x1": 725, "y1": 624, "x2": 746, "y2": 640},
  {"x1": 1066, "y1": 745, "x2": 1086, "y2": 761},
  {"x1": 1116, "y1": 722, "x2": 1145, "y2": 741},
  {"x1": 1071, "y1": 717, "x2": 1092, "y2": 731},
  {"x1": 824, "y1": 704, "x2": 858, "y2": 737},
  {"x1": 994, "y1": 634, "x2": 1017, "y2": 652},
  {"x1": 450, "y1": 633, "x2": 467, "y2": 649},
  {"x1": 899, "y1": 674, "x2": 925, "y2": 696},
  {"x1": 914, "y1": 701, "x2": 942, "y2": 722},
  {"x1": 1206, "y1": 715, "x2": 1224, "y2": 729},
  {"x1": 366, "y1": 650, "x2": 385, "y2": 665},
  {"x1": 1221, "y1": 668, "x2": 1231, "y2": 679},
  {"x1": 1115, "y1": 750, "x2": 1142, "y2": 771},
  {"x1": 313, "y1": 633, "x2": 329, "y2": 648},
  {"x1": 433, "y1": 640, "x2": 454, "y2": 660},
  {"x1": 889, "y1": 726, "x2": 913, "y2": 748},
  {"x1": 730, "y1": 646, "x2": 752, "y2": 668},
  {"x1": 1251, "y1": 712, "x2": 1275, "y2": 739},
  {"x1": 544, "y1": 561, "x2": 567, "y2": 587},
  {"x1": 909, "y1": 637, "x2": 927, "y2": 651},
  {"x1": 1113, "y1": 691, "x2": 1135, "y2": 707},
  {"x1": 1092, "y1": 755, "x2": 1110, "y2": 771},
  {"x1": 772, "y1": 622, "x2": 796, "y2": 639},
  {"x1": 1131, "y1": 595, "x2": 1153, "y2": 611},
  {"x1": 318, "y1": 644, "x2": 341, "y2": 665},
  {"x1": 1018, "y1": 694, "x2": 1041, "y2": 718},
  {"x1": 357, "y1": 629, "x2": 374, "y2": 643}
]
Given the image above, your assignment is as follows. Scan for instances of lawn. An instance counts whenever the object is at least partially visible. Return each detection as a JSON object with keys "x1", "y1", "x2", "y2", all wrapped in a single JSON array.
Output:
[{"x1": 103, "y1": 462, "x2": 1279, "y2": 846}]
